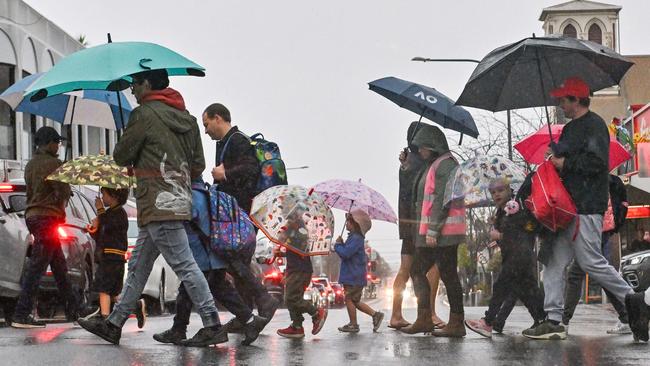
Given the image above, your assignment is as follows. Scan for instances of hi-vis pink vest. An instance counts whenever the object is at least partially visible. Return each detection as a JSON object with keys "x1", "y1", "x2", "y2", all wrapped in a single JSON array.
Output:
[{"x1": 419, "y1": 153, "x2": 466, "y2": 236}]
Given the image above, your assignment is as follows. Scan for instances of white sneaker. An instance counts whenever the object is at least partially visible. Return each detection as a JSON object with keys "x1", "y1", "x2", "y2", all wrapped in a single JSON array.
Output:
[{"x1": 606, "y1": 321, "x2": 632, "y2": 335}]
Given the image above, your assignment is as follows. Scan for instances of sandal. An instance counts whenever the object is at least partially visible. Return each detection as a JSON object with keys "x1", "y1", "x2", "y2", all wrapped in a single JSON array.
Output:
[
  {"x1": 431, "y1": 316, "x2": 447, "y2": 329},
  {"x1": 388, "y1": 321, "x2": 411, "y2": 329}
]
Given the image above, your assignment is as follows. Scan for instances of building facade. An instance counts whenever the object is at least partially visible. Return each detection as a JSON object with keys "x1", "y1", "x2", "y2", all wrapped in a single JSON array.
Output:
[{"x1": 1, "y1": 0, "x2": 119, "y2": 180}]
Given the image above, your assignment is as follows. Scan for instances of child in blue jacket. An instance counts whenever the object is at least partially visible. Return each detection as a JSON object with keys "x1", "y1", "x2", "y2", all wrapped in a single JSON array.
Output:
[{"x1": 334, "y1": 209, "x2": 384, "y2": 333}]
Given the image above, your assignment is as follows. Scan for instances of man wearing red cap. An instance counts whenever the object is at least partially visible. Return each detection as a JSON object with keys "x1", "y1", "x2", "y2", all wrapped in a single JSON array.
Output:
[{"x1": 523, "y1": 77, "x2": 636, "y2": 340}]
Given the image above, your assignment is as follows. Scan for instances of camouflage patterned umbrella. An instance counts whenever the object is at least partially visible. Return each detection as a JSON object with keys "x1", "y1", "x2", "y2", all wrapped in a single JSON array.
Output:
[{"x1": 47, "y1": 154, "x2": 135, "y2": 189}]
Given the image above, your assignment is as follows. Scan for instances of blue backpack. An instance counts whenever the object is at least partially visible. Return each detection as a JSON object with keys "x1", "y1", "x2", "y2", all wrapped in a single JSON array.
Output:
[
  {"x1": 202, "y1": 185, "x2": 257, "y2": 258},
  {"x1": 220, "y1": 132, "x2": 288, "y2": 194}
]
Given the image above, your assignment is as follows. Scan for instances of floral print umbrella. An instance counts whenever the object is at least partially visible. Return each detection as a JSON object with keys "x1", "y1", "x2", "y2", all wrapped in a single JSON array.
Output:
[
  {"x1": 312, "y1": 179, "x2": 397, "y2": 223},
  {"x1": 444, "y1": 155, "x2": 526, "y2": 208},
  {"x1": 47, "y1": 154, "x2": 135, "y2": 189},
  {"x1": 250, "y1": 185, "x2": 335, "y2": 256}
]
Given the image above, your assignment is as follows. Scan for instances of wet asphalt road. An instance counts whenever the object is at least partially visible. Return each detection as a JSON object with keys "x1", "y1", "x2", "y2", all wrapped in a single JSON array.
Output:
[{"x1": 1, "y1": 296, "x2": 649, "y2": 366}]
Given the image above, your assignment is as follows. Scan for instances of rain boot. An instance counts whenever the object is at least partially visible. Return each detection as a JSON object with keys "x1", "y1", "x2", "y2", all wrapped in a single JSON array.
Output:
[
  {"x1": 431, "y1": 312, "x2": 466, "y2": 338},
  {"x1": 400, "y1": 308, "x2": 434, "y2": 334}
]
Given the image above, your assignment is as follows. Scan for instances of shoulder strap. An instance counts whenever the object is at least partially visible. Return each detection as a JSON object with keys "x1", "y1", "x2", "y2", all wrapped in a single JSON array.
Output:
[{"x1": 218, "y1": 131, "x2": 252, "y2": 165}]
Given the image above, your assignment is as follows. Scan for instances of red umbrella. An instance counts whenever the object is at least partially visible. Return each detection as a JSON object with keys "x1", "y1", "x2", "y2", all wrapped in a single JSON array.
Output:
[{"x1": 514, "y1": 124, "x2": 631, "y2": 170}]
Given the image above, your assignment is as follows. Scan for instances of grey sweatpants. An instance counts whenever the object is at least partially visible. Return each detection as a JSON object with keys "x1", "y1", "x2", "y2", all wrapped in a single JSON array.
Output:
[
  {"x1": 542, "y1": 215, "x2": 633, "y2": 323},
  {"x1": 108, "y1": 221, "x2": 219, "y2": 328}
]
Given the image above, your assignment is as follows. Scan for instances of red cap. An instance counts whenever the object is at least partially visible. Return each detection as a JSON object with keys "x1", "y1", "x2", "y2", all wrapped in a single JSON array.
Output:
[{"x1": 550, "y1": 77, "x2": 590, "y2": 99}]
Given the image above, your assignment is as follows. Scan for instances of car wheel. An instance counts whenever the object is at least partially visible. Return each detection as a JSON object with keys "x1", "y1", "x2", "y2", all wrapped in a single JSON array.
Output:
[{"x1": 81, "y1": 261, "x2": 93, "y2": 306}]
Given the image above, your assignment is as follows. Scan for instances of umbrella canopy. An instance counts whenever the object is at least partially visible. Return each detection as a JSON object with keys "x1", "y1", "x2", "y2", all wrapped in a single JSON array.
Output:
[
  {"x1": 250, "y1": 185, "x2": 335, "y2": 256},
  {"x1": 311, "y1": 179, "x2": 397, "y2": 223},
  {"x1": 47, "y1": 154, "x2": 136, "y2": 189},
  {"x1": 25, "y1": 41, "x2": 205, "y2": 102},
  {"x1": 0, "y1": 73, "x2": 136, "y2": 130},
  {"x1": 456, "y1": 35, "x2": 634, "y2": 112},
  {"x1": 514, "y1": 124, "x2": 631, "y2": 170},
  {"x1": 368, "y1": 76, "x2": 479, "y2": 138},
  {"x1": 444, "y1": 155, "x2": 527, "y2": 208}
]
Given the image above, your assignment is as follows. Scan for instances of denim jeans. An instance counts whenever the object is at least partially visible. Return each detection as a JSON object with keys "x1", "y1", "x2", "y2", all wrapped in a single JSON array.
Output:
[
  {"x1": 173, "y1": 269, "x2": 253, "y2": 333},
  {"x1": 108, "y1": 221, "x2": 219, "y2": 328},
  {"x1": 14, "y1": 216, "x2": 77, "y2": 319}
]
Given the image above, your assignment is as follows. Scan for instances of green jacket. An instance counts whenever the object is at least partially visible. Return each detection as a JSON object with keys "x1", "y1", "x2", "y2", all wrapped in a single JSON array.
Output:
[
  {"x1": 411, "y1": 125, "x2": 465, "y2": 248},
  {"x1": 24, "y1": 148, "x2": 71, "y2": 219},
  {"x1": 114, "y1": 100, "x2": 205, "y2": 227}
]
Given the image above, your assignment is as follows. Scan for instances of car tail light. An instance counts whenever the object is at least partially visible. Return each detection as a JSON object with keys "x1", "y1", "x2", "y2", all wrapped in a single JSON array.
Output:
[
  {"x1": 265, "y1": 271, "x2": 280, "y2": 279},
  {"x1": 57, "y1": 226, "x2": 70, "y2": 240},
  {"x1": 276, "y1": 257, "x2": 284, "y2": 265},
  {"x1": 0, "y1": 184, "x2": 14, "y2": 192},
  {"x1": 336, "y1": 290, "x2": 342, "y2": 295},
  {"x1": 366, "y1": 274, "x2": 372, "y2": 280}
]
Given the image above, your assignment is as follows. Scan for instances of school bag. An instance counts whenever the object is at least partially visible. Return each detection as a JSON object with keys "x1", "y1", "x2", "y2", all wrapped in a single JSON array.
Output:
[
  {"x1": 524, "y1": 160, "x2": 577, "y2": 232},
  {"x1": 220, "y1": 132, "x2": 288, "y2": 194}
]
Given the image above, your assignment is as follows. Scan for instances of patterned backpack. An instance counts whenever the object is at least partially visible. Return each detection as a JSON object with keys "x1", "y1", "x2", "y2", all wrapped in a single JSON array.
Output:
[
  {"x1": 207, "y1": 185, "x2": 257, "y2": 258},
  {"x1": 219, "y1": 132, "x2": 288, "y2": 195}
]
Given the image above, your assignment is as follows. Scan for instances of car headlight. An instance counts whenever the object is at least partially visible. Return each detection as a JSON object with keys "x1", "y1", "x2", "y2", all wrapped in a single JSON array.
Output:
[{"x1": 630, "y1": 254, "x2": 650, "y2": 265}]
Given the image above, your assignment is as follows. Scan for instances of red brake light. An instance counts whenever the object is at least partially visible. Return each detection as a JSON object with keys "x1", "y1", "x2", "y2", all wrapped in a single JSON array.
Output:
[
  {"x1": 57, "y1": 226, "x2": 69, "y2": 240},
  {"x1": 336, "y1": 290, "x2": 342, "y2": 295},
  {"x1": 366, "y1": 274, "x2": 372, "y2": 279},
  {"x1": 265, "y1": 271, "x2": 280, "y2": 279},
  {"x1": 0, "y1": 184, "x2": 14, "y2": 192}
]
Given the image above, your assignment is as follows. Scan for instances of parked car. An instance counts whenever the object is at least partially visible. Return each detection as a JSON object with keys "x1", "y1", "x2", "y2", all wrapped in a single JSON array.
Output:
[
  {"x1": 620, "y1": 249, "x2": 650, "y2": 292},
  {"x1": 312, "y1": 276, "x2": 335, "y2": 305},
  {"x1": 124, "y1": 217, "x2": 180, "y2": 315},
  {"x1": 330, "y1": 282, "x2": 345, "y2": 306},
  {"x1": 0, "y1": 180, "x2": 98, "y2": 320},
  {"x1": 303, "y1": 282, "x2": 326, "y2": 308}
]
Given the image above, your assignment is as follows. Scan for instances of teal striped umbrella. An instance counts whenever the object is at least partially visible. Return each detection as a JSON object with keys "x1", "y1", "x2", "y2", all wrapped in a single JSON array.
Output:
[{"x1": 25, "y1": 41, "x2": 205, "y2": 102}]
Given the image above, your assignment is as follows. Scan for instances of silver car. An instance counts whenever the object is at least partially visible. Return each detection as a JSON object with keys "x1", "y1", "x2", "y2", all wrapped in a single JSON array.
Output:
[{"x1": 124, "y1": 218, "x2": 179, "y2": 315}]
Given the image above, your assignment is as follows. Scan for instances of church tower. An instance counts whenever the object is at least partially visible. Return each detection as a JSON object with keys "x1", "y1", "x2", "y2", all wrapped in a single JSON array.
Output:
[{"x1": 540, "y1": 0, "x2": 621, "y2": 51}]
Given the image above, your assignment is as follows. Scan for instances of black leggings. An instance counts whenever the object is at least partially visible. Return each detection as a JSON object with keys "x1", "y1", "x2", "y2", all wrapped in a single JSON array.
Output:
[{"x1": 412, "y1": 245, "x2": 464, "y2": 314}]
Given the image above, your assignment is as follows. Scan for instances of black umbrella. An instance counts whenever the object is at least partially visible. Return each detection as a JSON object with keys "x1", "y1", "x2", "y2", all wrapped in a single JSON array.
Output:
[
  {"x1": 456, "y1": 35, "x2": 634, "y2": 131},
  {"x1": 369, "y1": 77, "x2": 479, "y2": 144}
]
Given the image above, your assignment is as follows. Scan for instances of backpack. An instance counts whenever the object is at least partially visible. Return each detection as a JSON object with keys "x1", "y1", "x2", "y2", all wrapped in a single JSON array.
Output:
[
  {"x1": 524, "y1": 160, "x2": 577, "y2": 232},
  {"x1": 192, "y1": 184, "x2": 257, "y2": 258},
  {"x1": 219, "y1": 132, "x2": 288, "y2": 194}
]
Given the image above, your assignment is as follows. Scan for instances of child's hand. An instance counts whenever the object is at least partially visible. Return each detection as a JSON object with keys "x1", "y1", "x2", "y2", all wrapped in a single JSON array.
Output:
[
  {"x1": 94, "y1": 196, "x2": 104, "y2": 210},
  {"x1": 335, "y1": 236, "x2": 343, "y2": 244},
  {"x1": 489, "y1": 228, "x2": 503, "y2": 241},
  {"x1": 426, "y1": 235, "x2": 437, "y2": 247}
]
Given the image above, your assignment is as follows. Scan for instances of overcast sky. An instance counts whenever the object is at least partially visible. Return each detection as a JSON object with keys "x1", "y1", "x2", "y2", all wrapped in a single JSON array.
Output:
[{"x1": 25, "y1": 0, "x2": 650, "y2": 268}]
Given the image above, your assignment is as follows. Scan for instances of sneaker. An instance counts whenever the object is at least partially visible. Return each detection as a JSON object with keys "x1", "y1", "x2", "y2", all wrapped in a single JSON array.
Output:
[
  {"x1": 464, "y1": 318, "x2": 493, "y2": 338},
  {"x1": 153, "y1": 327, "x2": 187, "y2": 345},
  {"x1": 522, "y1": 320, "x2": 567, "y2": 340},
  {"x1": 135, "y1": 299, "x2": 147, "y2": 329},
  {"x1": 258, "y1": 297, "x2": 281, "y2": 323},
  {"x1": 180, "y1": 326, "x2": 229, "y2": 347},
  {"x1": 625, "y1": 292, "x2": 650, "y2": 342},
  {"x1": 607, "y1": 320, "x2": 632, "y2": 335},
  {"x1": 277, "y1": 325, "x2": 305, "y2": 339},
  {"x1": 11, "y1": 315, "x2": 46, "y2": 329},
  {"x1": 338, "y1": 323, "x2": 360, "y2": 333},
  {"x1": 312, "y1": 307, "x2": 328, "y2": 335},
  {"x1": 224, "y1": 318, "x2": 245, "y2": 334},
  {"x1": 78, "y1": 317, "x2": 121, "y2": 345},
  {"x1": 372, "y1": 311, "x2": 385, "y2": 333},
  {"x1": 242, "y1": 316, "x2": 268, "y2": 346}
]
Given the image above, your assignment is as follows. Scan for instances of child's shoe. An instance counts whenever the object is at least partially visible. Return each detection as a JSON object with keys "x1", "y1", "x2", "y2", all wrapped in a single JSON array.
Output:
[
  {"x1": 372, "y1": 311, "x2": 385, "y2": 332},
  {"x1": 465, "y1": 318, "x2": 493, "y2": 338},
  {"x1": 338, "y1": 323, "x2": 360, "y2": 333},
  {"x1": 312, "y1": 307, "x2": 328, "y2": 335},
  {"x1": 277, "y1": 325, "x2": 305, "y2": 339}
]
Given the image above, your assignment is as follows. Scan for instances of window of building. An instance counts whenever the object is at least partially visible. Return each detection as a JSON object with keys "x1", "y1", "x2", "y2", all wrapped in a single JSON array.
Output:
[
  {"x1": 588, "y1": 23, "x2": 603, "y2": 45},
  {"x1": 563, "y1": 24, "x2": 577, "y2": 38},
  {"x1": 21, "y1": 71, "x2": 36, "y2": 160},
  {"x1": 0, "y1": 63, "x2": 16, "y2": 160},
  {"x1": 77, "y1": 124, "x2": 84, "y2": 156},
  {"x1": 104, "y1": 129, "x2": 111, "y2": 154},
  {"x1": 87, "y1": 126, "x2": 102, "y2": 155}
]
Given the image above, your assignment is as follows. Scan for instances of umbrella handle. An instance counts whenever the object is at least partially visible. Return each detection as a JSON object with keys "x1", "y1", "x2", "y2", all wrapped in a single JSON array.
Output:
[{"x1": 406, "y1": 113, "x2": 424, "y2": 147}]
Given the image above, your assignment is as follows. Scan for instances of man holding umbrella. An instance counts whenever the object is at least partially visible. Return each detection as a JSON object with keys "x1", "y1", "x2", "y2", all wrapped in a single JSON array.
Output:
[
  {"x1": 523, "y1": 77, "x2": 636, "y2": 340},
  {"x1": 78, "y1": 69, "x2": 225, "y2": 347},
  {"x1": 11, "y1": 127, "x2": 77, "y2": 328}
]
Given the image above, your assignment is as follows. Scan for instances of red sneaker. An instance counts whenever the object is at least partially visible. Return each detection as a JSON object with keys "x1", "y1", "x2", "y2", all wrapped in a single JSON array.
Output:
[
  {"x1": 312, "y1": 307, "x2": 328, "y2": 335},
  {"x1": 277, "y1": 325, "x2": 305, "y2": 339}
]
